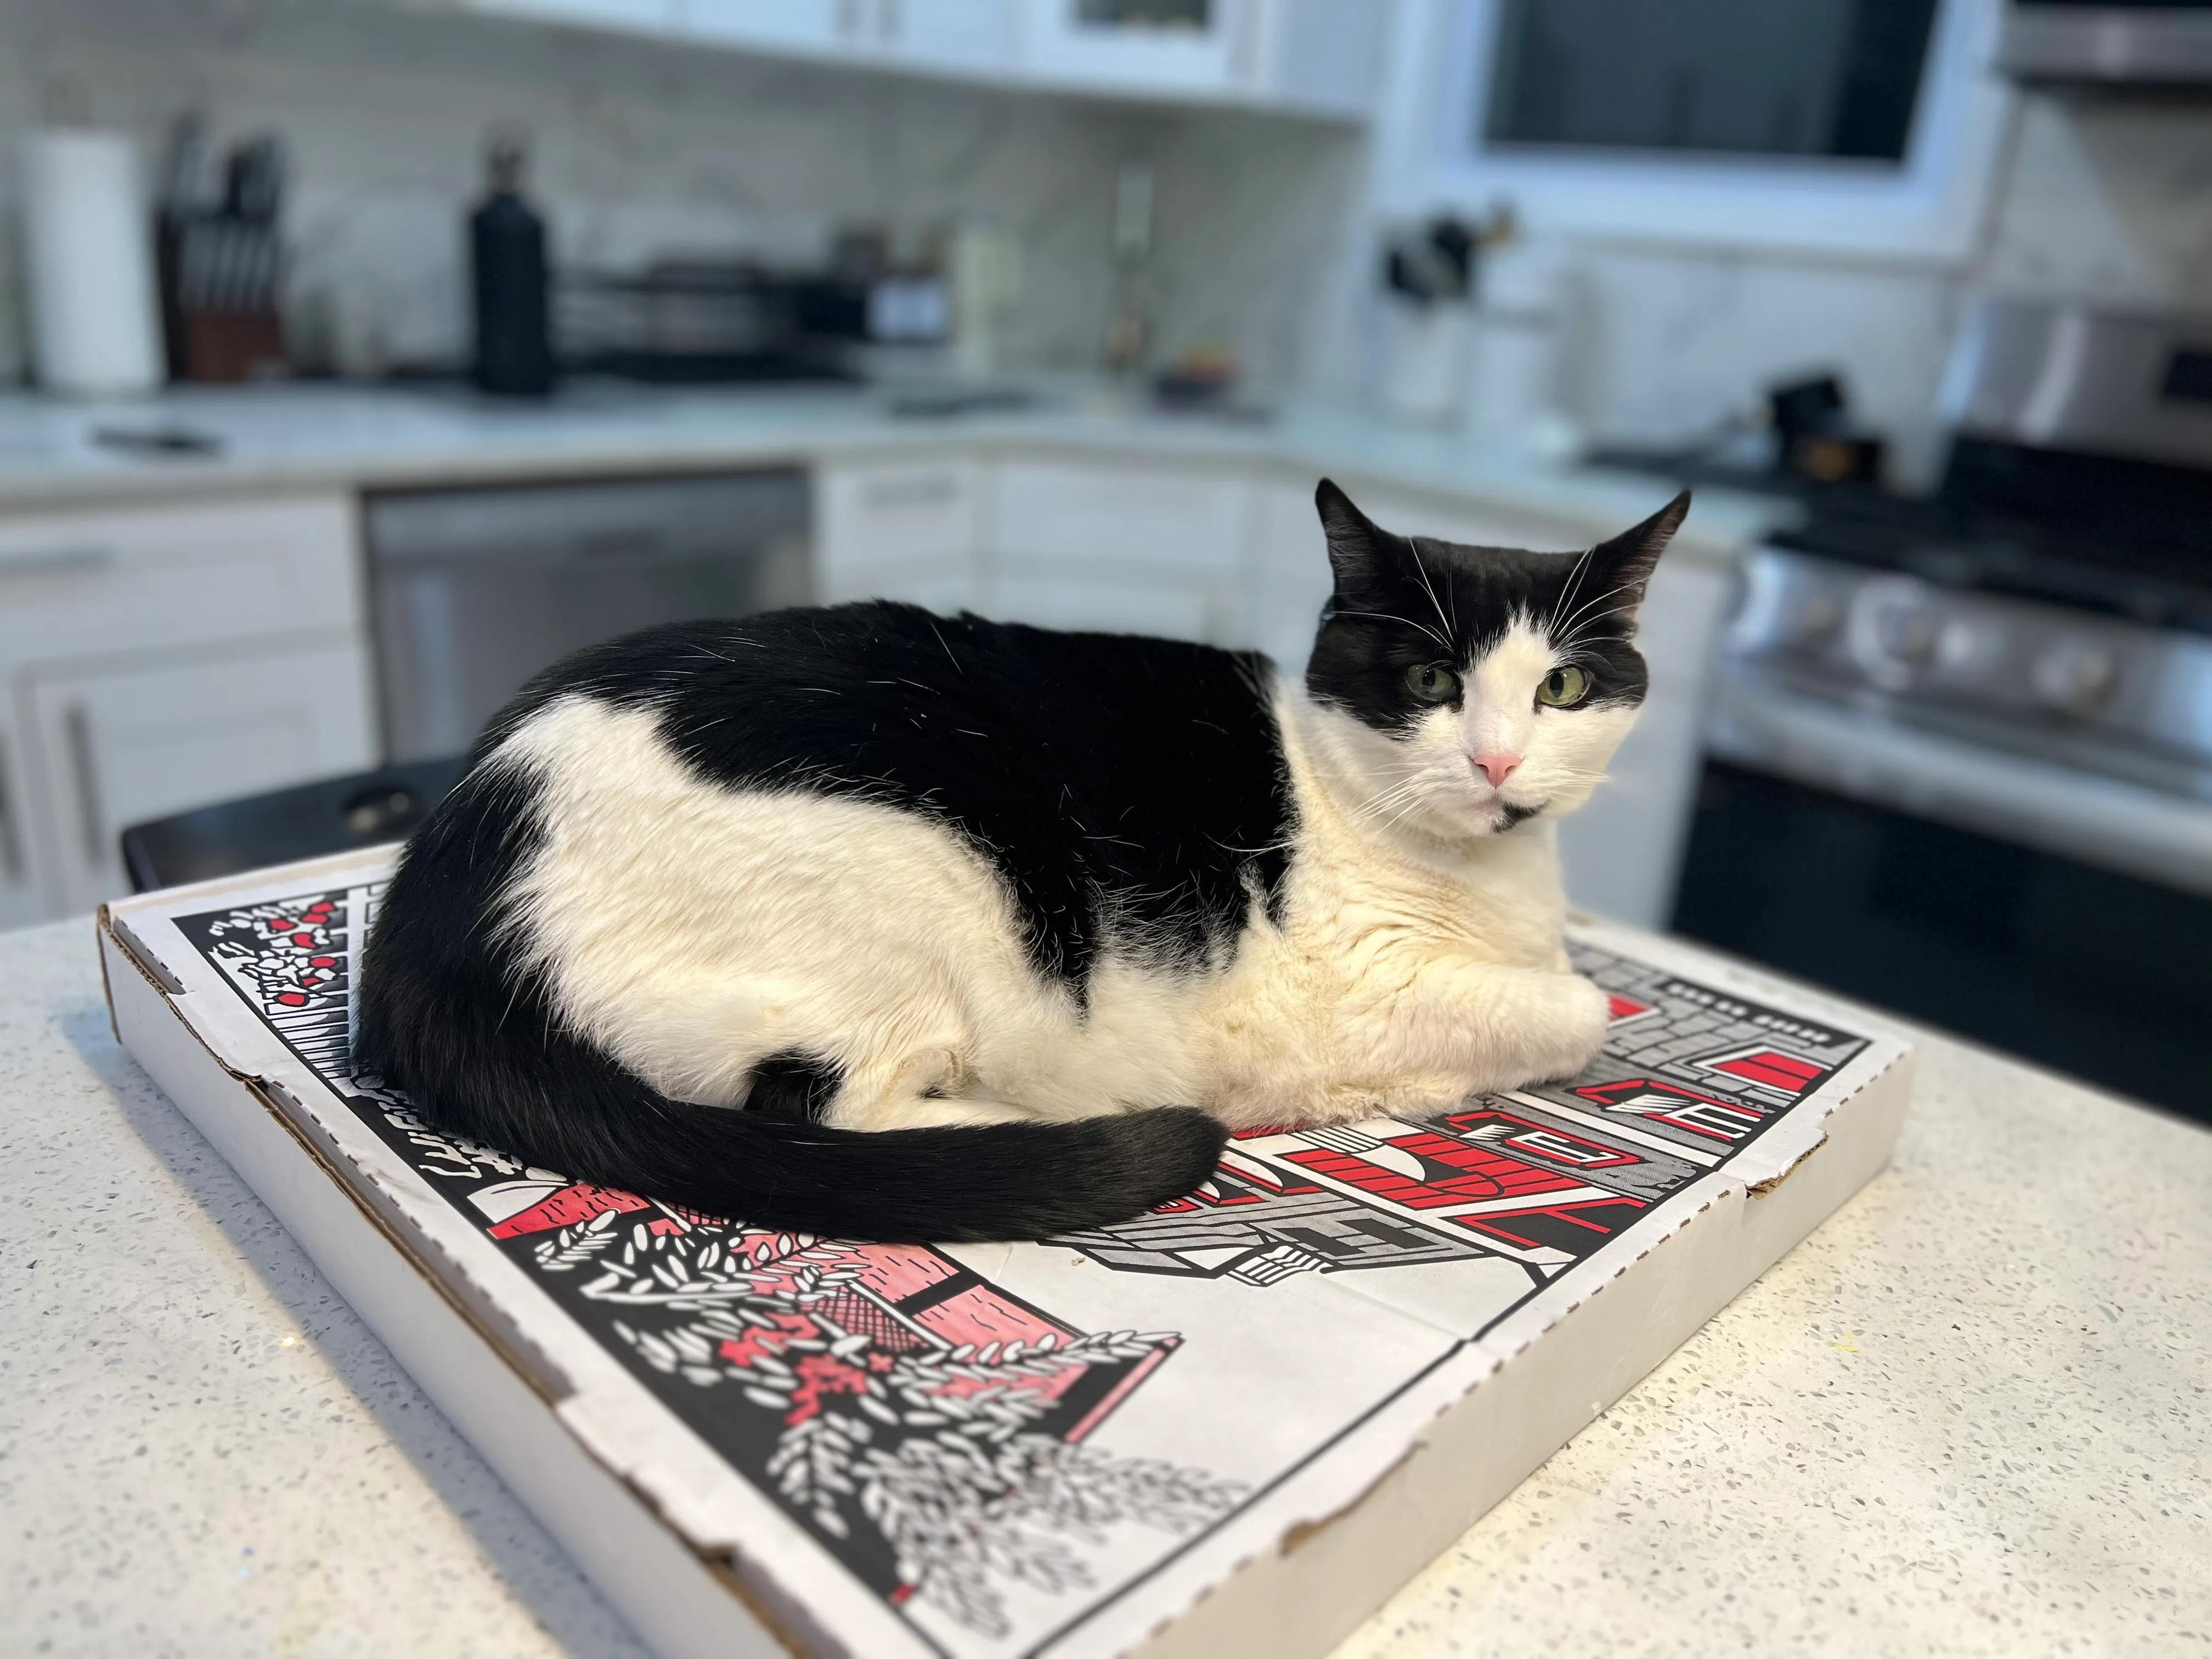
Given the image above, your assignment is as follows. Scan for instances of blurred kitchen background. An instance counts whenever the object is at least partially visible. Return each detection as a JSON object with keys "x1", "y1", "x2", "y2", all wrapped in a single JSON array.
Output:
[{"x1": 1, "y1": 0, "x2": 2207, "y2": 1123}]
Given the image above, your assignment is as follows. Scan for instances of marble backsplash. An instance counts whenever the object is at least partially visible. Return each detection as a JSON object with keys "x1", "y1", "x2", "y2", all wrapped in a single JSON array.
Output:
[
  {"x1": 5, "y1": 0, "x2": 2211, "y2": 478},
  {"x1": 0, "y1": 0, "x2": 1363, "y2": 393}
]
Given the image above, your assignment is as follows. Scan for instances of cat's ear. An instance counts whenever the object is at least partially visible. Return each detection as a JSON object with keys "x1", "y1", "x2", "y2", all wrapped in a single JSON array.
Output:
[
  {"x1": 1583, "y1": 489, "x2": 1691, "y2": 617},
  {"x1": 1314, "y1": 478, "x2": 1398, "y2": 606}
]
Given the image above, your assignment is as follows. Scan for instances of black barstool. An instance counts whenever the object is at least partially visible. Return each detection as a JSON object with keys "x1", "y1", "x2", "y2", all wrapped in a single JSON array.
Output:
[{"x1": 119, "y1": 755, "x2": 467, "y2": 893}]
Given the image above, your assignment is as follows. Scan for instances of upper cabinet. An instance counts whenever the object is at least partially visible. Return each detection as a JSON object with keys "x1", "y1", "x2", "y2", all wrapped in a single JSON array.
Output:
[
  {"x1": 1018, "y1": 0, "x2": 1376, "y2": 116},
  {"x1": 1019, "y1": 0, "x2": 1243, "y2": 95},
  {"x1": 464, "y1": 0, "x2": 1377, "y2": 118},
  {"x1": 680, "y1": 0, "x2": 848, "y2": 53},
  {"x1": 887, "y1": 0, "x2": 1020, "y2": 72},
  {"x1": 472, "y1": 0, "x2": 674, "y2": 32}
]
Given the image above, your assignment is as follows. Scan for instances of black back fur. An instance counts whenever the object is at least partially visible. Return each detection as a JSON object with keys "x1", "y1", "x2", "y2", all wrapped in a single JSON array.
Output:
[{"x1": 356, "y1": 606, "x2": 1297, "y2": 1242}]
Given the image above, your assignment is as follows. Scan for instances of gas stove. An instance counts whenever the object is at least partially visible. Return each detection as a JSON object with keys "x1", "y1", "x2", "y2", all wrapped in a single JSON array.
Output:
[
  {"x1": 1703, "y1": 298, "x2": 2212, "y2": 896},
  {"x1": 1675, "y1": 299, "x2": 2212, "y2": 1121}
]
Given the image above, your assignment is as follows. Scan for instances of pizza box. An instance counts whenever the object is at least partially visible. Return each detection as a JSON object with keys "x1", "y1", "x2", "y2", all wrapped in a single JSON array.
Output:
[{"x1": 99, "y1": 847, "x2": 1912, "y2": 1659}]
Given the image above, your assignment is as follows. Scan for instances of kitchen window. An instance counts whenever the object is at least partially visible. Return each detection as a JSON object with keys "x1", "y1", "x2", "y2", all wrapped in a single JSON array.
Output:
[
  {"x1": 1482, "y1": 0, "x2": 1939, "y2": 162},
  {"x1": 1378, "y1": 0, "x2": 2013, "y2": 261}
]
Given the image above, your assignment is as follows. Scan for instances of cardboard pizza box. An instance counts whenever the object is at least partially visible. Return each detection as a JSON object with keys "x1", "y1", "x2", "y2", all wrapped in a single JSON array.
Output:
[{"x1": 99, "y1": 848, "x2": 1912, "y2": 1659}]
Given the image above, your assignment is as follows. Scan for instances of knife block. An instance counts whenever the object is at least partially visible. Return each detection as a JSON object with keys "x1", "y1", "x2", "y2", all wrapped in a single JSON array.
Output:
[{"x1": 157, "y1": 212, "x2": 288, "y2": 382}]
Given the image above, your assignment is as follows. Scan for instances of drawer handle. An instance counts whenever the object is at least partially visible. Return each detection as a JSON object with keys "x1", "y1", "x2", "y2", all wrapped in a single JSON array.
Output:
[
  {"x1": 0, "y1": 735, "x2": 21, "y2": 883},
  {"x1": 0, "y1": 544, "x2": 115, "y2": 579},
  {"x1": 862, "y1": 476, "x2": 960, "y2": 510},
  {"x1": 63, "y1": 703, "x2": 106, "y2": 869}
]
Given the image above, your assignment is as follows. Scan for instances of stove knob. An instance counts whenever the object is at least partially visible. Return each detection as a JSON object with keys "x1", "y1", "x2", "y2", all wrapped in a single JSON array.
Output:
[
  {"x1": 1783, "y1": 589, "x2": 1844, "y2": 644},
  {"x1": 2030, "y1": 638, "x2": 2119, "y2": 716},
  {"x1": 1876, "y1": 604, "x2": 1941, "y2": 665}
]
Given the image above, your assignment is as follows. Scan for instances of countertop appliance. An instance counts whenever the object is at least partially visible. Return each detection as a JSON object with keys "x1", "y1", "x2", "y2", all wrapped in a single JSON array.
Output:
[
  {"x1": 365, "y1": 470, "x2": 810, "y2": 762},
  {"x1": 1998, "y1": 0, "x2": 2212, "y2": 86},
  {"x1": 1673, "y1": 298, "x2": 2212, "y2": 1121}
]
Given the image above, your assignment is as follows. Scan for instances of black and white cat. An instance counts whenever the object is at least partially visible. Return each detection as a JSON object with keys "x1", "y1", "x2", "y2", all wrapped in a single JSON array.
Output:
[{"x1": 355, "y1": 479, "x2": 1689, "y2": 1243}]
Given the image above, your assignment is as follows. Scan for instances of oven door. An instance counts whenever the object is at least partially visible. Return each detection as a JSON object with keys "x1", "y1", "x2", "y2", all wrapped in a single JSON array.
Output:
[{"x1": 1673, "y1": 672, "x2": 2212, "y2": 1122}]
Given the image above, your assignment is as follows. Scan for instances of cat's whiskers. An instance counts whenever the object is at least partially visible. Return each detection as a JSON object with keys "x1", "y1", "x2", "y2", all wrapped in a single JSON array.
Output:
[
  {"x1": 1550, "y1": 544, "x2": 1598, "y2": 638},
  {"x1": 1407, "y1": 549, "x2": 1458, "y2": 650},
  {"x1": 1550, "y1": 581, "x2": 1634, "y2": 646},
  {"x1": 1346, "y1": 769, "x2": 1437, "y2": 827}
]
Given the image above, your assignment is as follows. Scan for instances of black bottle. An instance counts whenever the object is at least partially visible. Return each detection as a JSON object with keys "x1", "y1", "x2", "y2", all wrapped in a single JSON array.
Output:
[{"x1": 470, "y1": 137, "x2": 554, "y2": 396}]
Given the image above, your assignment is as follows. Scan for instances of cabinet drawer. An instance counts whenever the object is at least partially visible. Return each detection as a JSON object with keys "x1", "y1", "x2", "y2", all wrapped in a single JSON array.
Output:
[
  {"x1": 990, "y1": 458, "x2": 1250, "y2": 576},
  {"x1": 818, "y1": 458, "x2": 981, "y2": 577},
  {"x1": 0, "y1": 494, "x2": 359, "y2": 665},
  {"x1": 0, "y1": 701, "x2": 44, "y2": 930},
  {"x1": 21, "y1": 635, "x2": 375, "y2": 916},
  {"x1": 985, "y1": 571, "x2": 1222, "y2": 643},
  {"x1": 1344, "y1": 487, "x2": 1588, "y2": 557}
]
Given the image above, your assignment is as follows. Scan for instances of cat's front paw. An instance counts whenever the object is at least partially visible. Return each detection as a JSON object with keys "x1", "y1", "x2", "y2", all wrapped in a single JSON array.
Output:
[{"x1": 1532, "y1": 972, "x2": 1610, "y2": 1085}]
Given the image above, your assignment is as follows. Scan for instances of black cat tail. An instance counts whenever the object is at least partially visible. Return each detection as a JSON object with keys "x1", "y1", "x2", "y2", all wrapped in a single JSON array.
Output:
[{"x1": 352, "y1": 963, "x2": 1226, "y2": 1244}]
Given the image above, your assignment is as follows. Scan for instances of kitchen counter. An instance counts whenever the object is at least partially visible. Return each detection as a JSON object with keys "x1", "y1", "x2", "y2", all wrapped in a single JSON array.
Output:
[
  {"x1": 0, "y1": 379, "x2": 1782, "y2": 557},
  {"x1": 4, "y1": 916, "x2": 2205, "y2": 1656}
]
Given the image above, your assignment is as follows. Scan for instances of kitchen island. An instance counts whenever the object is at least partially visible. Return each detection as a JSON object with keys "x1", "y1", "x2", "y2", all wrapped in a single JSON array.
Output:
[{"x1": 3, "y1": 915, "x2": 2203, "y2": 1656}]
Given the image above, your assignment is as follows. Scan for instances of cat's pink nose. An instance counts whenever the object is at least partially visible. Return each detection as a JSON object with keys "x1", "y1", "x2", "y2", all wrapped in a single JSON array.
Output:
[{"x1": 1474, "y1": 752, "x2": 1522, "y2": 788}]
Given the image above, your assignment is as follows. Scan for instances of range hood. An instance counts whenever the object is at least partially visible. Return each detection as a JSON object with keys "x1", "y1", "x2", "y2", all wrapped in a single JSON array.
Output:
[{"x1": 1999, "y1": 2, "x2": 2212, "y2": 86}]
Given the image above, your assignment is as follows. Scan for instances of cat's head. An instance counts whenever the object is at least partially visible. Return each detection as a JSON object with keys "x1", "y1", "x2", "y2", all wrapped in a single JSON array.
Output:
[{"x1": 1302, "y1": 479, "x2": 1691, "y2": 842}]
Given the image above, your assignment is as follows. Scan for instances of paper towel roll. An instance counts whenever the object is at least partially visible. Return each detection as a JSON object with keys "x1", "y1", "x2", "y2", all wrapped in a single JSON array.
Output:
[{"x1": 23, "y1": 129, "x2": 164, "y2": 399}]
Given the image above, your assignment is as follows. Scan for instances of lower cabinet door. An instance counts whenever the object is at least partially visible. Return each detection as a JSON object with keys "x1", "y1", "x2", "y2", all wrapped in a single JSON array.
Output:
[
  {"x1": 22, "y1": 637, "x2": 376, "y2": 917},
  {"x1": 0, "y1": 702, "x2": 50, "y2": 932},
  {"x1": 985, "y1": 570, "x2": 1222, "y2": 643}
]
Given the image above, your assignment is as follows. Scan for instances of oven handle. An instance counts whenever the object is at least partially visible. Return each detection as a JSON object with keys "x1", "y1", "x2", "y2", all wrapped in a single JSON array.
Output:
[{"x1": 1704, "y1": 678, "x2": 2212, "y2": 899}]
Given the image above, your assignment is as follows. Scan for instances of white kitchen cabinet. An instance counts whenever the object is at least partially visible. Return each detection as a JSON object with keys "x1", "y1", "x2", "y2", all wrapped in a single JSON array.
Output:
[
  {"x1": 467, "y1": 0, "x2": 672, "y2": 33},
  {"x1": 1553, "y1": 558, "x2": 1734, "y2": 930},
  {"x1": 1018, "y1": 0, "x2": 1244, "y2": 94},
  {"x1": 821, "y1": 450, "x2": 1260, "y2": 644},
  {"x1": 991, "y1": 567, "x2": 1222, "y2": 640},
  {"x1": 678, "y1": 0, "x2": 849, "y2": 50},
  {"x1": 990, "y1": 455, "x2": 1248, "y2": 575},
  {"x1": 1248, "y1": 474, "x2": 1334, "y2": 670},
  {"x1": 883, "y1": 0, "x2": 1016, "y2": 70},
  {"x1": 985, "y1": 454, "x2": 1254, "y2": 643},
  {"x1": 1016, "y1": 0, "x2": 1379, "y2": 114},
  {"x1": 816, "y1": 455, "x2": 986, "y2": 609},
  {"x1": 0, "y1": 494, "x2": 361, "y2": 668},
  {"x1": 475, "y1": 0, "x2": 1368, "y2": 112},
  {"x1": 0, "y1": 488, "x2": 371, "y2": 923},
  {"x1": 1336, "y1": 484, "x2": 1598, "y2": 556},
  {"x1": 672, "y1": 0, "x2": 1011, "y2": 67},
  {"x1": 0, "y1": 701, "x2": 46, "y2": 932},
  {"x1": 19, "y1": 640, "x2": 376, "y2": 918}
]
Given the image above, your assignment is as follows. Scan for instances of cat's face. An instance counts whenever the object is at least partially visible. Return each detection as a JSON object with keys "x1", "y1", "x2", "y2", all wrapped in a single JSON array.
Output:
[{"x1": 1302, "y1": 479, "x2": 1690, "y2": 843}]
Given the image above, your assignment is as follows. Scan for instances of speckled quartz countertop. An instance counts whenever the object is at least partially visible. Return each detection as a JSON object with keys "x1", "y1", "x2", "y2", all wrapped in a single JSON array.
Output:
[
  {"x1": 4, "y1": 916, "x2": 2206, "y2": 1656},
  {"x1": 0, "y1": 379, "x2": 1782, "y2": 560}
]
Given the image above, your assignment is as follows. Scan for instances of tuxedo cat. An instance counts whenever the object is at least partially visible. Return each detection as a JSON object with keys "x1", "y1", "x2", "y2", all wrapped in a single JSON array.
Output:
[{"x1": 355, "y1": 479, "x2": 1689, "y2": 1242}]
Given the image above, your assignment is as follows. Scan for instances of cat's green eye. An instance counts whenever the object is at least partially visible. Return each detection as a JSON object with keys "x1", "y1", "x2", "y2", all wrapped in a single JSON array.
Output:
[
  {"x1": 1406, "y1": 663, "x2": 1462, "y2": 703},
  {"x1": 1537, "y1": 665, "x2": 1591, "y2": 707}
]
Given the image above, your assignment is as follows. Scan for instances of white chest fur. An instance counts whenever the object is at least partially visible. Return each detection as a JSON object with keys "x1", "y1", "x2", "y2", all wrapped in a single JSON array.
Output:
[{"x1": 1195, "y1": 692, "x2": 1603, "y2": 1126}]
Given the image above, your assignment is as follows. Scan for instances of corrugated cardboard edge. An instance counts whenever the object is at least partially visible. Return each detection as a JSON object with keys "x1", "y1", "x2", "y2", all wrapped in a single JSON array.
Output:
[
  {"x1": 98, "y1": 904, "x2": 832, "y2": 1659},
  {"x1": 1118, "y1": 932, "x2": 1914, "y2": 1659},
  {"x1": 105, "y1": 861, "x2": 936, "y2": 1659}
]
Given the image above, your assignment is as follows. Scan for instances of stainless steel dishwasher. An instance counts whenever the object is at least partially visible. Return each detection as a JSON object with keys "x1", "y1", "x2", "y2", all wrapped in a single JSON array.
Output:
[{"x1": 365, "y1": 470, "x2": 811, "y2": 760}]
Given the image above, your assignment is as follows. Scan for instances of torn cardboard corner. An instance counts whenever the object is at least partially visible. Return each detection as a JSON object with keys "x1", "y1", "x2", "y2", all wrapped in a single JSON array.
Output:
[{"x1": 103, "y1": 849, "x2": 1912, "y2": 1659}]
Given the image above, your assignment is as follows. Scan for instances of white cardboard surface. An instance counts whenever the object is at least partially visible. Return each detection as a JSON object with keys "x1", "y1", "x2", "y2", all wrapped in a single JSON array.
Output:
[{"x1": 102, "y1": 849, "x2": 1911, "y2": 1659}]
